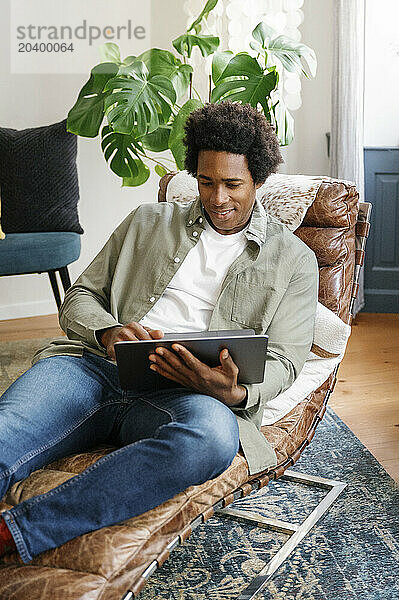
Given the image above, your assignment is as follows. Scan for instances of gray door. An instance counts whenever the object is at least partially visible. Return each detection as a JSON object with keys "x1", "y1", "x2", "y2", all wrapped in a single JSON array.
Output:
[{"x1": 364, "y1": 148, "x2": 399, "y2": 313}]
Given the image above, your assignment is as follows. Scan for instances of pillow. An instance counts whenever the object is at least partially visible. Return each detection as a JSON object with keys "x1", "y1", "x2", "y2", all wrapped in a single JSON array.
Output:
[
  {"x1": 166, "y1": 170, "x2": 198, "y2": 203},
  {"x1": 310, "y1": 301, "x2": 351, "y2": 359},
  {"x1": 0, "y1": 119, "x2": 83, "y2": 234},
  {"x1": 261, "y1": 303, "x2": 351, "y2": 425},
  {"x1": 256, "y1": 173, "x2": 322, "y2": 231}
]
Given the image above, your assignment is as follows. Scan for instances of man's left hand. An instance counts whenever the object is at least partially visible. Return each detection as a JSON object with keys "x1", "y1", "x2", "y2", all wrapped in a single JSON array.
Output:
[{"x1": 148, "y1": 344, "x2": 247, "y2": 407}]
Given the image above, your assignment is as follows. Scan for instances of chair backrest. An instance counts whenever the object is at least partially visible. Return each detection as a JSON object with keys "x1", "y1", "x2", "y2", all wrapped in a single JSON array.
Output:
[
  {"x1": 293, "y1": 179, "x2": 358, "y2": 323},
  {"x1": 158, "y1": 172, "x2": 371, "y2": 324}
]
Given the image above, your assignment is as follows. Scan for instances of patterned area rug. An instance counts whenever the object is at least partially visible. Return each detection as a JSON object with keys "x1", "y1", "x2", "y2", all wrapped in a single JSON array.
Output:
[
  {"x1": 0, "y1": 337, "x2": 54, "y2": 395},
  {"x1": 1, "y1": 338, "x2": 399, "y2": 599}
]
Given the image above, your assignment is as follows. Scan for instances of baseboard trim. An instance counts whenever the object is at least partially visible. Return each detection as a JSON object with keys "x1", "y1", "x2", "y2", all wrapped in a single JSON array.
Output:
[{"x1": 0, "y1": 300, "x2": 56, "y2": 321}]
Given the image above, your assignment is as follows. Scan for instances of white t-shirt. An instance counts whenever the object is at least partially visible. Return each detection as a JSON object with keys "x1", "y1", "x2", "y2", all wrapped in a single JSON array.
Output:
[{"x1": 139, "y1": 218, "x2": 248, "y2": 333}]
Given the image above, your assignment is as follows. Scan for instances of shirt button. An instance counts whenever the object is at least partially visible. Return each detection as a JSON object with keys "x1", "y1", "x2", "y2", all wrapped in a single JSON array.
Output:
[
  {"x1": 174, "y1": 257, "x2": 180, "y2": 263},
  {"x1": 149, "y1": 296, "x2": 156, "y2": 302},
  {"x1": 199, "y1": 217, "x2": 203, "y2": 223},
  {"x1": 188, "y1": 219, "x2": 193, "y2": 225},
  {"x1": 193, "y1": 231, "x2": 198, "y2": 237}
]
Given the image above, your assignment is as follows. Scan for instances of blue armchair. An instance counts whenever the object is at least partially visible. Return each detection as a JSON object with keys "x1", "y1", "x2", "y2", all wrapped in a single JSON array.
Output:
[
  {"x1": 0, "y1": 232, "x2": 81, "y2": 309},
  {"x1": 0, "y1": 119, "x2": 83, "y2": 309}
]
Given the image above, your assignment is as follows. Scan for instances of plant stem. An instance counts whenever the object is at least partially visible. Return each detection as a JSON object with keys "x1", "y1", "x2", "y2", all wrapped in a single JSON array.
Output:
[
  {"x1": 171, "y1": 104, "x2": 183, "y2": 115},
  {"x1": 150, "y1": 155, "x2": 176, "y2": 164},
  {"x1": 192, "y1": 85, "x2": 203, "y2": 101},
  {"x1": 137, "y1": 152, "x2": 175, "y2": 172}
]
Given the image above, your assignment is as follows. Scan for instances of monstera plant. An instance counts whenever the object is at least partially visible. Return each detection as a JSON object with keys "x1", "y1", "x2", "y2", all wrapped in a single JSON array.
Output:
[{"x1": 67, "y1": 0, "x2": 316, "y2": 187}]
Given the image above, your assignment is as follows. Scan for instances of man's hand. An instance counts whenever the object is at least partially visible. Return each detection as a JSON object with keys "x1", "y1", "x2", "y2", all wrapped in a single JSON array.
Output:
[
  {"x1": 148, "y1": 344, "x2": 247, "y2": 408},
  {"x1": 100, "y1": 322, "x2": 164, "y2": 361}
]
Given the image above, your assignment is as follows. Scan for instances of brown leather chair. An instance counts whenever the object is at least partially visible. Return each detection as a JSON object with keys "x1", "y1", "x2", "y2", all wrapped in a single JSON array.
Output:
[{"x1": 0, "y1": 174, "x2": 371, "y2": 600}]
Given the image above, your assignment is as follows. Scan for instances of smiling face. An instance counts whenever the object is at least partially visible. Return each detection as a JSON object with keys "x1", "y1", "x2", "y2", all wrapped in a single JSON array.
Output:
[{"x1": 197, "y1": 150, "x2": 262, "y2": 235}]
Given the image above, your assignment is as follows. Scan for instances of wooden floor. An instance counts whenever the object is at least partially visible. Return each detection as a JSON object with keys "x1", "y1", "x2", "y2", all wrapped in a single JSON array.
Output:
[
  {"x1": 329, "y1": 312, "x2": 399, "y2": 483},
  {"x1": 0, "y1": 312, "x2": 398, "y2": 483}
]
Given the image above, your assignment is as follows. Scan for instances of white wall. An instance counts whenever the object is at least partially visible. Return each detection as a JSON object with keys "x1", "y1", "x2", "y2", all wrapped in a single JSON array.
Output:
[
  {"x1": 364, "y1": 0, "x2": 399, "y2": 147},
  {"x1": 0, "y1": 0, "x2": 186, "y2": 320},
  {"x1": 0, "y1": 0, "x2": 333, "y2": 321},
  {"x1": 280, "y1": 0, "x2": 333, "y2": 176}
]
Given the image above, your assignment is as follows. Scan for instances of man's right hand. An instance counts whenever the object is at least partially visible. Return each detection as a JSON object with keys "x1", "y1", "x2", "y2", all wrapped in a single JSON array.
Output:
[{"x1": 100, "y1": 322, "x2": 164, "y2": 361}]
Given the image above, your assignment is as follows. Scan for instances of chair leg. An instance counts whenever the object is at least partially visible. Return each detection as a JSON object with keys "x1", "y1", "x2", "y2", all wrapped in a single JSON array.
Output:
[
  {"x1": 58, "y1": 266, "x2": 72, "y2": 292},
  {"x1": 48, "y1": 270, "x2": 61, "y2": 310},
  {"x1": 132, "y1": 471, "x2": 347, "y2": 600},
  {"x1": 215, "y1": 471, "x2": 347, "y2": 600}
]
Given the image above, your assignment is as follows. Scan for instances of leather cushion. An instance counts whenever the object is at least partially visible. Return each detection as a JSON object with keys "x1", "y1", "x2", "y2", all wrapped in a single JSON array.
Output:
[
  {"x1": 295, "y1": 227, "x2": 349, "y2": 267},
  {"x1": 303, "y1": 181, "x2": 358, "y2": 228}
]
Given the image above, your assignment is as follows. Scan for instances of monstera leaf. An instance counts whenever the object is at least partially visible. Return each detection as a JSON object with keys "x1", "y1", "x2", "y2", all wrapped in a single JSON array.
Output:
[
  {"x1": 212, "y1": 50, "x2": 234, "y2": 84},
  {"x1": 187, "y1": 0, "x2": 219, "y2": 34},
  {"x1": 104, "y1": 60, "x2": 176, "y2": 136},
  {"x1": 211, "y1": 53, "x2": 278, "y2": 117},
  {"x1": 251, "y1": 22, "x2": 317, "y2": 78},
  {"x1": 141, "y1": 125, "x2": 171, "y2": 152},
  {"x1": 122, "y1": 159, "x2": 150, "y2": 186},
  {"x1": 137, "y1": 49, "x2": 192, "y2": 99},
  {"x1": 67, "y1": 62, "x2": 118, "y2": 137},
  {"x1": 116, "y1": 55, "x2": 138, "y2": 75},
  {"x1": 67, "y1": 1, "x2": 317, "y2": 187},
  {"x1": 101, "y1": 125, "x2": 144, "y2": 178},
  {"x1": 169, "y1": 99, "x2": 203, "y2": 170},
  {"x1": 271, "y1": 97, "x2": 294, "y2": 146},
  {"x1": 99, "y1": 42, "x2": 122, "y2": 65},
  {"x1": 172, "y1": 33, "x2": 220, "y2": 58},
  {"x1": 154, "y1": 164, "x2": 168, "y2": 177}
]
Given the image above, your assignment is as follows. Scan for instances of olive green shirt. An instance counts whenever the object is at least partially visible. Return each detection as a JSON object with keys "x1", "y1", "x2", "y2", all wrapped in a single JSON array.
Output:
[{"x1": 32, "y1": 196, "x2": 318, "y2": 475}]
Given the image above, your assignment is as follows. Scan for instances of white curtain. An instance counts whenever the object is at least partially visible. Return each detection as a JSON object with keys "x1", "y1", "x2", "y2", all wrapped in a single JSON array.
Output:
[{"x1": 330, "y1": 0, "x2": 366, "y2": 314}]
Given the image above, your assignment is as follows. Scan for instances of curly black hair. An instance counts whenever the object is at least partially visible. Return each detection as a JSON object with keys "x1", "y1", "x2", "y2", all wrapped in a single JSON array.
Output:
[{"x1": 183, "y1": 101, "x2": 283, "y2": 184}]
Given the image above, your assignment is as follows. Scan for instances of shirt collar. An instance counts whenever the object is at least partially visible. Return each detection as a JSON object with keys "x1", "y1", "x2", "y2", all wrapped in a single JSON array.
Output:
[
  {"x1": 187, "y1": 195, "x2": 267, "y2": 246},
  {"x1": 245, "y1": 196, "x2": 268, "y2": 246},
  {"x1": 186, "y1": 195, "x2": 206, "y2": 228}
]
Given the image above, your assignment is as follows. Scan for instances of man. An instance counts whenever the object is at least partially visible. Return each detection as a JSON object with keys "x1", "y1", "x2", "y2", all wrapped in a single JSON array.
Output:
[{"x1": 0, "y1": 101, "x2": 318, "y2": 563}]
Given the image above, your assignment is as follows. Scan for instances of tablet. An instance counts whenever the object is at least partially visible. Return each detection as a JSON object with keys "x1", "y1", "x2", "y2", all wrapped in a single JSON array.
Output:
[{"x1": 114, "y1": 331, "x2": 268, "y2": 391}]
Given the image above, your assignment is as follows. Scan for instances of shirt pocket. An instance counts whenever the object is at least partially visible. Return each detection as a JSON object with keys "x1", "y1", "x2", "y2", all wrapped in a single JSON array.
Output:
[{"x1": 231, "y1": 271, "x2": 287, "y2": 331}]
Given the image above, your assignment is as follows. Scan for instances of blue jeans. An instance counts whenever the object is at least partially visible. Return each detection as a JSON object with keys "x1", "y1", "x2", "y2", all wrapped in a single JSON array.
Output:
[{"x1": 0, "y1": 350, "x2": 239, "y2": 563}]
